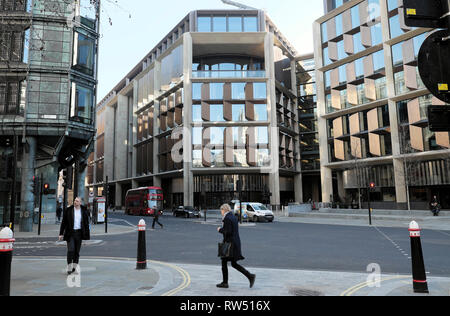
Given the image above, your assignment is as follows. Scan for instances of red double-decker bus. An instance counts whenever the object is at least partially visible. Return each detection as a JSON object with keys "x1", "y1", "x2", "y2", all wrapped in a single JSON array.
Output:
[{"x1": 125, "y1": 187, "x2": 163, "y2": 216}]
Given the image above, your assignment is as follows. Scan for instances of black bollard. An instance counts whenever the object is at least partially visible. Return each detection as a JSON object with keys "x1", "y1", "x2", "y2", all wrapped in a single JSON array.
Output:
[
  {"x1": 136, "y1": 219, "x2": 147, "y2": 270},
  {"x1": 409, "y1": 221, "x2": 429, "y2": 294},
  {"x1": 0, "y1": 227, "x2": 15, "y2": 296}
]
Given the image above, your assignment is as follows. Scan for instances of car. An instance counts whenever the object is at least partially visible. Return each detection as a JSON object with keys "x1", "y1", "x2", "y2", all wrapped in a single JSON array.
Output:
[
  {"x1": 173, "y1": 206, "x2": 202, "y2": 218},
  {"x1": 234, "y1": 202, "x2": 274, "y2": 223}
]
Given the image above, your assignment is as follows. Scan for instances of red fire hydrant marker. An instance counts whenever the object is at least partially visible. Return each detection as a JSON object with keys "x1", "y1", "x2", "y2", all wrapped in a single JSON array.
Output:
[{"x1": 409, "y1": 221, "x2": 429, "y2": 294}]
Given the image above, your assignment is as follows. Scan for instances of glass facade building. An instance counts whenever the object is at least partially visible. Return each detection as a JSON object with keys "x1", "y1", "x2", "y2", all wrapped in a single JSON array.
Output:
[
  {"x1": 314, "y1": 0, "x2": 450, "y2": 210},
  {"x1": 0, "y1": 0, "x2": 100, "y2": 229},
  {"x1": 90, "y1": 10, "x2": 301, "y2": 210}
]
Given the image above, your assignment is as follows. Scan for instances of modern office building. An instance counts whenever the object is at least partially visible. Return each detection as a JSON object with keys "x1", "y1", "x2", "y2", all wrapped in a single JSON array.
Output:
[
  {"x1": 0, "y1": 0, "x2": 100, "y2": 230},
  {"x1": 90, "y1": 9, "x2": 302, "y2": 210},
  {"x1": 314, "y1": 0, "x2": 450, "y2": 210}
]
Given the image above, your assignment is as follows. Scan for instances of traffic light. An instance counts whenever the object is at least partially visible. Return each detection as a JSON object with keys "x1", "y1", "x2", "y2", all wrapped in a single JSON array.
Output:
[
  {"x1": 43, "y1": 183, "x2": 50, "y2": 195},
  {"x1": 31, "y1": 176, "x2": 39, "y2": 195},
  {"x1": 369, "y1": 182, "x2": 376, "y2": 190},
  {"x1": 403, "y1": 0, "x2": 449, "y2": 28},
  {"x1": 403, "y1": 0, "x2": 450, "y2": 130},
  {"x1": 428, "y1": 105, "x2": 450, "y2": 132}
]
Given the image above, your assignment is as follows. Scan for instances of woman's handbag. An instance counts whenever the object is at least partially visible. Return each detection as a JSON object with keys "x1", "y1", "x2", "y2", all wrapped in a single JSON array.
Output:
[{"x1": 218, "y1": 242, "x2": 233, "y2": 259}]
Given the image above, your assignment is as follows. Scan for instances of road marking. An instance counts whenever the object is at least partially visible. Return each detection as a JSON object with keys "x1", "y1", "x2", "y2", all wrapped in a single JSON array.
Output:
[
  {"x1": 154, "y1": 260, "x2": 191, "y2": 296},
  {"x1": 340, "y1": 275, "x2": 410, "y2": 296}
]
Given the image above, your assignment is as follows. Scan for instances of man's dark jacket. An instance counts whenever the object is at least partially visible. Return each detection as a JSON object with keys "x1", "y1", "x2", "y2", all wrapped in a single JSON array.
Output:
[
  {"x1": 219, "y1": 212, "x2": 245, "y2": 262},
  {"x1": 59, "y1": 205, "x2": 91, "y2": 241}
]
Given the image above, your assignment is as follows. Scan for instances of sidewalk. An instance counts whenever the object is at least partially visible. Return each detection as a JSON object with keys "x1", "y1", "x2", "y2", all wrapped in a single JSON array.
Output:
[
  {"x1": 10, "y1": 257, "x2": 450, "y2": 296},
  {"x1": 8, "y1": 211, "x2": 450, "y2": 296}
]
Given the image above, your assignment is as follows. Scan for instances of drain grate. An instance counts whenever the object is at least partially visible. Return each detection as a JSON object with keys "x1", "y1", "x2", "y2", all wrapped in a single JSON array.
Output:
[{"x1": 289, "y1": 287, "x2": 324, "y2": 296}]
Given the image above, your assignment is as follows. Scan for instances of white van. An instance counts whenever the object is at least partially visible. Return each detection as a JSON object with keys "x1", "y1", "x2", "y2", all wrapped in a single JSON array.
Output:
[{"x1": 234, "y1": 202, "x2": 274, "y2": 223}]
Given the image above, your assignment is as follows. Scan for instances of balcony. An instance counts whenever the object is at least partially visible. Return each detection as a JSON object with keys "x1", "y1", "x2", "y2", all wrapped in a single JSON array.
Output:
[{"x1": 192, "y1": 70, "x2": 266, "y2": 79}]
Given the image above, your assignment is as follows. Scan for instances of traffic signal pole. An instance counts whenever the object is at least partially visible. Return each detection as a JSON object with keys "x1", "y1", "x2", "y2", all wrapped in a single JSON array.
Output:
[{"x1": 38, "y1": 174, "x2": 43, "y2": 236}]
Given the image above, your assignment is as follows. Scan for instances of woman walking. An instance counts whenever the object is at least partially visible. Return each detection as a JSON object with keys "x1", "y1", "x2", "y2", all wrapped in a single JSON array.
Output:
[{"x1": 217, "y1": 204, "x2": 255, "y2": 289}]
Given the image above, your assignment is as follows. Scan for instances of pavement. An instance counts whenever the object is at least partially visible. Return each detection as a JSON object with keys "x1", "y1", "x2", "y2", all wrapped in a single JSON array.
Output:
[{"x1": 7, "y1": 209, "x2": 450, "y2": 297}]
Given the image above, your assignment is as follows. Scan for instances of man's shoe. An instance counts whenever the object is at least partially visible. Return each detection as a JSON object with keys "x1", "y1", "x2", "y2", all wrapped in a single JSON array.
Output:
[
  {"x1": 216, "y1": 283, "x2": 229, "y2": 289},
  {"x1": 249, "y1": 274, "x2": 256, "y2": 288}
]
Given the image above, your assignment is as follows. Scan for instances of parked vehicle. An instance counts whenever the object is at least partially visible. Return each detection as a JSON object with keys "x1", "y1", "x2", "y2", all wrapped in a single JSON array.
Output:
[
  {"x1": 125, "y1": 187, "x2": 163, "y2": 216},
  {"x1": 234, "y1": 202, "x2": 274, "y2": 222},
  {"x1": 173, "y1": 206, "x2": 202, "y2": 218}
]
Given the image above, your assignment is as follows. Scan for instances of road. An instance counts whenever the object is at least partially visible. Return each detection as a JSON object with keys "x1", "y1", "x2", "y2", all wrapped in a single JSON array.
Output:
[{"x1": 13, "y1": 213, "x2": 450, "y2": 277}]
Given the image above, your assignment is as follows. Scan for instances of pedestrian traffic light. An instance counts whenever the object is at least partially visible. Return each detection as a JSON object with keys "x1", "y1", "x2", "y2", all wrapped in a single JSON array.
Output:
[
  {"x1": 428, "y1": 105, "x2": 450, "y2": 132},
  {"x1": 43, "y1": 183, "x2": 50, "y2": 195},
  {"x1": 403, "y1": 0, "x2": 449, "y2": 28}
]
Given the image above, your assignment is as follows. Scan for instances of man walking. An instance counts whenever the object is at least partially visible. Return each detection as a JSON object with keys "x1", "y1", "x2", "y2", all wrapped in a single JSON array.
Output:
[
  {"x1": 430, "y1": 196, "x2": 441, "y2": 217},
  {"x1": 152, "y1": 209, "x2": 164, "y2": 229},
  {"x1": 59, "y1": 197, "x2": 91, "y2": 274},
  {"x1": 217, "y1": 204, "x2": 255, "y2": 289}
]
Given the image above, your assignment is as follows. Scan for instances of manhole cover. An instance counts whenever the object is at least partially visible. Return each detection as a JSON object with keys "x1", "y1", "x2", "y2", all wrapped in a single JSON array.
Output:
[{"x1": 289, "y1": 288, "x2": 324, "y2": 296}]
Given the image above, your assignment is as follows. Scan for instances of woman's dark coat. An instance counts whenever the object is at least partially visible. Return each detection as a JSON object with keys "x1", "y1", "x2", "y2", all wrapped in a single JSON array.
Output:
[
  {"x1": 219, "y1": 211, "x2": 245, "y2": 261},
  {"x1": 59, "y1": 205, "x2": 91, "y2": 241}
]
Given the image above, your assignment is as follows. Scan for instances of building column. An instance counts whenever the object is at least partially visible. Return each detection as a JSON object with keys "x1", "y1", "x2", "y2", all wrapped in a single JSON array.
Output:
[
  {"x1": 337, "y1": 171, "x2": 346, "y2": 204},
  {"x1": 19, "y1": 137, "x2": 37, "y2": 232},
  {"x1": 313, "y1": 20, "x2": 333, "y2": 205},
  {"x1": 264, "y1": 32, "x2": 280, "y2": 209},
  {"x1": 393, "y1": 158, "x2": 408, "y2": 210},
  {"x1": 183, "y1": 33, "x2": 194, "y2": 207},
  {"x1": 115, "y1": 182, "x2": 122, "y2": 210}
]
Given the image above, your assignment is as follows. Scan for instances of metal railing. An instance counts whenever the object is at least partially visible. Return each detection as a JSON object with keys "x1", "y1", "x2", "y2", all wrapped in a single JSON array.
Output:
[{"x1": 192, "y1": 70, "x2": 266, "y2": 78}]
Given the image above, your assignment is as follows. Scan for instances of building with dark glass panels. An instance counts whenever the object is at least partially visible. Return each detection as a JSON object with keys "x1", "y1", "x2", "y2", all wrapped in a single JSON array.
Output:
[
  {"x1": 314, "y1": 0, "x2": 450, "y2": 210},
  {"x1": 91, "y1": 9, "x2": 301, "y2": 210},
  {"x1": 0, "y1": 0, "x2": 100, "y2": 230}
]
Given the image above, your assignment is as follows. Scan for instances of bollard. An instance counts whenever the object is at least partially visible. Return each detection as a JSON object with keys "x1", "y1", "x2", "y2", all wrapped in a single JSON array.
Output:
[
  {"x1": 409, "y1": 221, "x2": 429, "y2": 294},
  {"x1": 136, "y1": 219, "x2": 147, "y2": 270},
  {"x1": 0, "y1": 227, "x2": 15, "y2": 296}
]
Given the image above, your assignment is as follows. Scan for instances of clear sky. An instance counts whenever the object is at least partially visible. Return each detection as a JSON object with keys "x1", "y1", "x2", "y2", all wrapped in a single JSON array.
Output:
[{"x1": 97, "y1": 0, "x2": 324, "y2": 99}]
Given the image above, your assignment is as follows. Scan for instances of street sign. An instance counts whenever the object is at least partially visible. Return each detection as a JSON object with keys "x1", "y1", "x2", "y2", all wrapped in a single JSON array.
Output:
[
  {"x1": 403, "y1": 0, "x2": 449, "y2": 28},
  {"x1": 418, "y1": 30, "x2": 450, "y2": 104},
  {"x1": 428, "y1": 105, "x2": 450, "y2": 132}
]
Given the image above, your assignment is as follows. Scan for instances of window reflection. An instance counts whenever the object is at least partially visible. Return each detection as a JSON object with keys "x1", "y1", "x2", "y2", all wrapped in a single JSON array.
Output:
[{"x1": 197, "y1": 15, "x2": 258, "y2": 32}]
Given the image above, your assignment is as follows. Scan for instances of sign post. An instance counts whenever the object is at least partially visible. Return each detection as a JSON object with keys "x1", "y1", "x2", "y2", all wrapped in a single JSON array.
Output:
[{"x1": 368, "y1": 182, "x2": 375, "y2": 226}]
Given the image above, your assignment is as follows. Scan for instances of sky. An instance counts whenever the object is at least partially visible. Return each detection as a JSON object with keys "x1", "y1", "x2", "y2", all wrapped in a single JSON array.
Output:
[{"x1": 97, "y1": 0, "x2": 324, "y2": 99}]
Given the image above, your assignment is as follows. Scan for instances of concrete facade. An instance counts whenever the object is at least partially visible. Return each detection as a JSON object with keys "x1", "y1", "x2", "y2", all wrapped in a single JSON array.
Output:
[
  {"x1": 313, "y1": 0, "x2": 450, "y2": 210},
  {"x1": 89, "y1": 10, "x2": 302, "y2": 211}
]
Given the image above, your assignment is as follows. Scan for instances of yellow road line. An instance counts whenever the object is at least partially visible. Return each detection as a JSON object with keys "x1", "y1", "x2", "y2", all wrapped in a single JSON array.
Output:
[
  {"x1": 149, "y1": 260, "x2": 191, "y2": 296},
  {"x1": 340, "y1": 275, "x2": 410, "y2": 296}
]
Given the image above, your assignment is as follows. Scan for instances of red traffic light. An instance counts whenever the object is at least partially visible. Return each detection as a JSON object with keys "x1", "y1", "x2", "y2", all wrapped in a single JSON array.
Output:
[{"x1": 370, "y1": 182, "x2": 376, "y2": 189}]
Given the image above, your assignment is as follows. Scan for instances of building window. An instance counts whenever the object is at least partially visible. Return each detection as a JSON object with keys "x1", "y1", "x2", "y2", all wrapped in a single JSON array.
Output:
[
  {"x1": 197, "y1": 15, "x2": 258, "y2": 32},
  {"x1": 77, "y1": 0, "x2": 98, "y2": 29},
  {"x1": 0, "y1": 30, "x2": 29, "y2": 63},
  {"x1": 232, "y1": 83, "x2": 246, "y2": 99},
  {"x1": 72, "y1": 31, "x2": 96, "y2": 76},
  {"x1": 0, "y1": 81, "x2": 26, "y2": 115},
  {"x1": 0, "y1": 0, "x2": 31, "y2": 11},
  {"x1": 228, "y1": 16, "x2": 243, "y2": 32},
  {"x1": 213, "y1": 16, "x2": 227, "y2": 32},
  {"x1": 253, "y1": 82, "x2": 267, "y2": 99},
  {"x1": 70, "y1": 82, "x2": 94, "y2": 124},
  {"x1": 198, "y1": 16, "x2": 212, "y2": 32},
  {"x1": 232, "y1": 104, "x2": 246, "y2": 121},
  {"x1": 192, "y1": 104, "x2": 202, "y2": 122}
]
